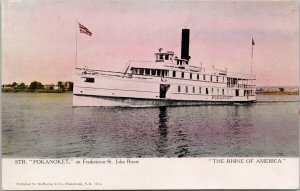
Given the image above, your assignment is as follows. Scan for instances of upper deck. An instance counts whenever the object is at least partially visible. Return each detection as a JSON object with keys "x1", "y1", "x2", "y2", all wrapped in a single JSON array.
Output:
[{"x1": 128, "y1": 48, "x2": 256, "y2": 81}]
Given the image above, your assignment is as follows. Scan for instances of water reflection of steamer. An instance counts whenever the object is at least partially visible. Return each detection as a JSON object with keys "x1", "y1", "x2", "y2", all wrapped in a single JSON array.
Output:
[
  {"x1": 157, "y1": 107, "x2": 168, "y2": 157},
  {"x1": 157, "y1": 107, "x2": 190, "y2": 157},
  {"x1": 73, "y1": 29, "x2": 256, "y2": 107}
]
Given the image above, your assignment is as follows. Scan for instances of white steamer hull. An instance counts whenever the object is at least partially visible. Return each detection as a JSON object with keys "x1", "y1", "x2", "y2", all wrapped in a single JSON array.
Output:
[{"x1": 72, "y1": 29, "x2": 256, "y2": 107}]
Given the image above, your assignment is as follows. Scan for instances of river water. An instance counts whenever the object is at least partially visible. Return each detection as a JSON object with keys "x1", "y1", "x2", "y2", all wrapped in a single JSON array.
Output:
[{"x1": 2, "y1": 93, "x2": 299, "y2": 157}]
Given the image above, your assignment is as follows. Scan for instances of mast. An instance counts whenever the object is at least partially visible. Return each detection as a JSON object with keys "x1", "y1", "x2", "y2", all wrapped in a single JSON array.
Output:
[{"x1": 75, "y1": 18, "x2": 78, "y2": 68}]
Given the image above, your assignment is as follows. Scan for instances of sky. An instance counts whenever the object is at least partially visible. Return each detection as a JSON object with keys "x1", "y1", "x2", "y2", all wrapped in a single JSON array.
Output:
[{"x1": 2, "y1": 0, "x2": 299, "y2": 86}]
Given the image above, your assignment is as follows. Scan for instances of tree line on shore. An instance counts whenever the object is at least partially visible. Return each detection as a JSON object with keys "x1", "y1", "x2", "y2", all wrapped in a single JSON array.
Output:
[
  {"x1": 2, "y1": 81, "x2": 73, "y2": 93},
  {"x1": 256, "y1": 87, "x2": 298, "y2": 95}
]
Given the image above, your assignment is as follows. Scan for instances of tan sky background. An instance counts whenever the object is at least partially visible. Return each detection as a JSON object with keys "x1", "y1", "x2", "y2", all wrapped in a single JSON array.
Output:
[{"x1": 2, "y1": 0, "x2": 299, "y2": 86}]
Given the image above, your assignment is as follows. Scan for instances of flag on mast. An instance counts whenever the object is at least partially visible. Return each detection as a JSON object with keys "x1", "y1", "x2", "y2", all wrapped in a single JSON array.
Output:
[
  {"x1": 79, "y1": 23, "x2": 92, "y2": 36},
  {"x1": 252, "y1": 38, "x2": 255, "y2": 46}
]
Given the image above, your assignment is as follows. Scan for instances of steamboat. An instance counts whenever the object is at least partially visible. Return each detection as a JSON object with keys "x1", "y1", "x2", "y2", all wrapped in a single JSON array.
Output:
[{"x1": 73, "y1": 29, "x2": 256, "y2": 107}]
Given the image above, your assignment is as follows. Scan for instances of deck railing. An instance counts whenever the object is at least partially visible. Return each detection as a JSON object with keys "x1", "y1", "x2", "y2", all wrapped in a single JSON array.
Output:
[{"x1": 227, "y1": 84, "x2": 256, "y2": 88}]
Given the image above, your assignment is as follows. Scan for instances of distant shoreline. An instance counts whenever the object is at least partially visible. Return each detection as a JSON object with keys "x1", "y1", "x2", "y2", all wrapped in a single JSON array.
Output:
[
  {"x1": 2, "y1": 89, "x2": 298, "y2": 95},
  {"x1": 1, "y1": 89, "x2": 72, "y2": 93},
  {"x1": 256, "y1": 91, "x2": 298, "y2": 95}
]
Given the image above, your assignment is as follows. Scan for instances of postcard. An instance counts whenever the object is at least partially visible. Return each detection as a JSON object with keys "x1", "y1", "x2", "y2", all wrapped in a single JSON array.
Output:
[{"x1": 2, "y1": 0, "x2": 299, "y2": 190}]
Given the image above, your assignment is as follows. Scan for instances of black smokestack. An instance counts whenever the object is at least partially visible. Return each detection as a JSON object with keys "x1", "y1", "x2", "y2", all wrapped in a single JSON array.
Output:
[{"x1": 181, "y1": 29, "x2": 190, "y2": 62}]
